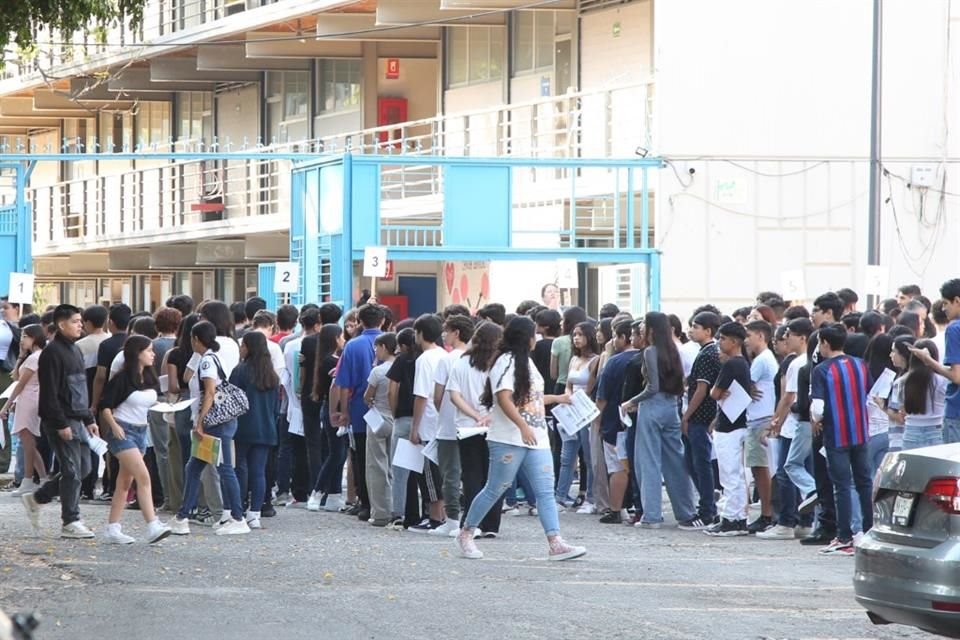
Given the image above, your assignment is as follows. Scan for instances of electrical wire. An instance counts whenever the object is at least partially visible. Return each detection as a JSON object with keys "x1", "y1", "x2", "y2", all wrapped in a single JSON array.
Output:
[{"x1": 666, "y1": 190, "x2": 866, "y2": 221}]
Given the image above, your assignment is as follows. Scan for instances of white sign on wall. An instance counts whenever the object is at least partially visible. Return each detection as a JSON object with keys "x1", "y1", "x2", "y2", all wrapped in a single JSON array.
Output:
[
  {"x1": 274, "y1": 262, "x2": 299, "y2": 294},
  {"x1": 363, "y1": 246, "x2": 388, "y2": 278},
  {"x1": 556, "y1": 259, "x2": 579, "y2": 289},
  {"x1": 7, "y1": 273, "x2": 34, "y2": 305},
  {"x1": 780, "y1": 269, "x2": 806, "y2": 302},
  {"x1": 864, "y1": 265, "x2": 889, "y2": 297}
]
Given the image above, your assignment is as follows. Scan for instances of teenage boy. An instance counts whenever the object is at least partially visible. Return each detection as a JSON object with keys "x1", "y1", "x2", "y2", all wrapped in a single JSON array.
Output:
[
  {"x1": 911, "y1": 278, "x2": 960, "y2": 444},
  {"x1": 706, "y1": 322, "x2": 752, "y2": 537},
  {"x1": 836, "y1": 288, "x2": 859, "y2": 316},
  {"x1": 896, "y1": 284, "x2": 922, "y2": 308},
  {"x1": 21, "y1": 305, "x2": 99, "y2": 538},
  {"x1": 811, "y1": 292, "x2": 843, "y2": 328},
  {"x1": 408, "y1": 314, "x2": 447, "y2": 532},
  {"x1": 743, "y1": 320, "x2": 778, "y2": 534},
  {"x1": 680, "y1": 311, "x2": 723, "y2": 526},
  {"x1": 331, "y1": 303, "x2": 385, "y2": 521},
  {"x1": 75, "y1": 305, "x2": 110, "y2": 501},
  {"x1": 598, "y1": 321, "x2": 637, "y2": 524},
  {"x1": 430, "y1": 315, "x2": 474, "y2": 536},
  {"x1": 811, "y1": 323, "x2": 873, "y2": 556}
]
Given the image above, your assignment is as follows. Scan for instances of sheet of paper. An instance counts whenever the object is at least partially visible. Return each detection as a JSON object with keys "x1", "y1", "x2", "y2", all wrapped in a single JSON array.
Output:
[
  {"x1": 869, "y1": 368, "x2": 896, "y2": 401},
  {"x1": 422, "y1": 439, "x2": 439, "y2": 465},
  {"x1": 570, "y1": 389, "x2": 601, "y2": 423},
  {"x1": 456, "y1": 426, "x2": 488, "y2": 440},
  {"x1": 553, "y1": 389, "x2": 600, "y2": 437},
  {"x1": 553, "y1": 404, "x2": 587, "y2": 438},
  {"x1": 287, "y1": 418, "x2": 305, "y2": 436},
  {"x1": 364, "y1": 407, "x2": 386, "y2": 434},
  {"x1": 159, "y1": 375, "x2": 169, "y2": 394},
  {"x1": 393, "y1": 438, "x2": 425, "y2": 472},
  {"x1": 148, "y1": 398, "x2": 197, "y2": 414},
  {"x1": 87, "y1": 435, "x2": 108, "y2": 456},
  {"x1": 0, "y1": 381, "x2": 15, "y2": 400},
  {"x1": 719, "y1": 380, "x2": 751, "y2": 424},
  {"x1": 619, "y1": 405, "x2": 633, "y2": 427}
]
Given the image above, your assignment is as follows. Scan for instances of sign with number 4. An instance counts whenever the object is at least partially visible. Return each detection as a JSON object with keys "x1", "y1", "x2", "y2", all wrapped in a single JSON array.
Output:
[
  {"x1": 364, "y1": 246, "x2": 388, "y2": 278},
  {"x1": 273, "y1": 262, "x2": 299, "y2": 294},
  {"x1": 8, "y1": 272, "x2": 34, "y2": 305}
]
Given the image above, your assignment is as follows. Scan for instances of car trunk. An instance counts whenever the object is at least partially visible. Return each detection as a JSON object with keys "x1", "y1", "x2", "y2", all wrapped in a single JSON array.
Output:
[{"x1": 872, "y1": 444, "x2": 960, "y2": 548}]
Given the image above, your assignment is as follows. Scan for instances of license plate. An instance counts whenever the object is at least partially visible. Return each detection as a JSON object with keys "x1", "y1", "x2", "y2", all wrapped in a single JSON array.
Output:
[{"x1": 893, "y1": 494, "x2": 915, "y2": 526}]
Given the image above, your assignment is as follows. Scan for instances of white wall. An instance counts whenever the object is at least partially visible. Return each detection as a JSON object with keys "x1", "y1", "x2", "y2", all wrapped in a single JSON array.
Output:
[
  {"x1": 652, "y1": 0, "x2": 960, "y2": 319},
  {"x1": 580, "y1": 0, "x2": 653, "y2": 89}
]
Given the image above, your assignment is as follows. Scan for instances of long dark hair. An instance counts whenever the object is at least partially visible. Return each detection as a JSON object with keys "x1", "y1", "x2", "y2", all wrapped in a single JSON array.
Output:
[
  {"x1": 561, "y1": 306, "x2": 587, "y2": 336},
  {"x1": 482, "y1": 316, "x2": 535, "y2": 408},
  {"x1": 121, "y1": 334, "x2": 160, "y2": 390},
  {"x1": 572, "y1": 321, "x2": 600, "y2": 358},
  {"x1": 20, "y1": 324, "x2": 46, "y2": 350},
  {"x1": 200, "y1": 301, "x2": 234, "y2": 338},
  {"x1": 903, "y1": 338, "x2": 939, "y2": 415},
  {"x1": 863, "y1": 333, "x2": 894, "y2": 381},
  {"x1": 241, "y1": 332, "x2": 279, "y2": 392},
  {"x1": 467, "y1": 321, "x2": 503, "y2": 372},
  {"x1": 643, "y1": 312, "x2": 684, "y2": 395},
  {"x1": 312, "y1": 324, "x2": 343, "y2": 400},
  {"x1": 191, "y1": 320, "x2": 220, "y2": 352},
  {"x1": 175, "y1": 313, "x2": 201, "y2": 353}
]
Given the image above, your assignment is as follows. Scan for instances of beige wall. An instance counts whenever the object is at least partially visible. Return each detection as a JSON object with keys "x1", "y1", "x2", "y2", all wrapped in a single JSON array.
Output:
[
  {"x1": 216, "y1": 84, "x2": 261, "y2": 218},
  {"x1": 580, "y1": 0, "x2": 653, "y2": 90}
]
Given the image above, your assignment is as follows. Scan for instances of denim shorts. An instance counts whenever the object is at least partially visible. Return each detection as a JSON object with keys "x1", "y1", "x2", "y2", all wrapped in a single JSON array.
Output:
[{"x1": 106, "y1": 422, "x2": 149, "y2": 455}]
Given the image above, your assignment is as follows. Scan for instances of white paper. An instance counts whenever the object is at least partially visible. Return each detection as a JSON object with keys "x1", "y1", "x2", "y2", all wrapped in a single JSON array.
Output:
[
  {"x1": 393, "y1": 438, "x2": 425, "y2": 472},
  {"x1": 869, "y1": 368, "x2": 896, "y2": 401},
  {"x1": 288, "y1": 418, "x2": 305, "y2": 436},
  {"x1": 364, "y1": 407, "x2": 386, "y2": 434},
  {"x1": 864, "y1": 265, "x2": 889, "y2": 297},
  {"x1": 336, "y1": 426, "x2": 350, "y2": 438},
  {"x1": 274, "y1": 262, "x2": 299, "y2": 294},
  {"x1": 8, "y1": 272, "x2": 35, "y2": 305},
  {"x1": 456, "y1": 426, "x2": 488, "y2": 440},
  {"x1": 363, "y1": 246, "x2": 388, "y2": 278},
  {"x1": 0, "y1": 381, "x2": 15, "y2": 400},
  {"x1": 159, "y1": 375, "x2": 169, "y2": 394},
  {"x1": 553, "y1": 390, "x2": 600, "y2": 438},
  {"x1": 0, "y1": 421, "x2": 4, "y2": 448},
  {"x1": 780, "y1": 269, "x2": 806, "y2": 302},
  {"x1": 422, "y1": 439, "x2": 439, "y2": 465},
  {"x1": 556, "y1": 259, "x2": 578, "y2": 289},
  {"x1": 148, "y1": 398, "x2": 197, "y2": 414},
  {"x1": 87, "y1": 435, "x2": 109, "y2": 456},
  {"x1": 619, "y1": 405, "x2": 633, "y2": 427},
  {"x1": 719, "y1": 380, "x2": 751, "y2": 423}
]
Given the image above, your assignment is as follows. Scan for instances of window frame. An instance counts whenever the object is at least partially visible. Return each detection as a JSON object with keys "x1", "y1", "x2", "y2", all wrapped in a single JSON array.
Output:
[
  {"x1": 445, "y1": 26, "x2": 505, "y2": 89},
  {"x1": 512, "y1": 10, "x2": 558, "y2": 76},
  {"x1": 316, "y1": 59, "x2": 363, "y2": 116}
]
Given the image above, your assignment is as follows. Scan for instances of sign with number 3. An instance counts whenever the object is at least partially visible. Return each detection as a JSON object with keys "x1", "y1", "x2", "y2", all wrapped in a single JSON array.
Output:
[{"x1": 363, "y1": 247, "x2": 388, "y2": 278}]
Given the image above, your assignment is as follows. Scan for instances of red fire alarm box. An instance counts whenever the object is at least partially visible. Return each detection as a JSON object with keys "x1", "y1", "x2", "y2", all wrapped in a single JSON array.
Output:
[
  {"x1": 377, "y1": 97, "x2": 408, "y2": 148},
  {"x1": 386, "y1": 58, "x2": 400, "y2": 79}
]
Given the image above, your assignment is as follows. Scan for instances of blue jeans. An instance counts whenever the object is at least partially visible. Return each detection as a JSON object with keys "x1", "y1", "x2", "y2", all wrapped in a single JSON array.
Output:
[
  {"x1": 625, "y1": 423, "x2": 642, "y2": 512},
  {"x1": 390, "y1": 417, "x2": 412, "y2": 519},
  {"x1": 555, "y1": 427, "x2": 592, "y2": 504},
  {"x1": 825, "y1": 444, "x2": 873, "y2": 542},
  {"x1": 868, "y1": 432, "x2": 889, "y2": 475},
  {"x1": 944, "y1": 417, "x2": 960, "y2": 444},
  {"x1": 775, "y1": 436, "x2": 811, "y2": 528},
  {"x1": 316, "y1": 424, "x2": 349, "y2": 495},
  {"x1": 174, "y1": 406, "x2": 193, "y2": 475},
  {"x1": 464, "y1": 442, "x2": 560, "y2": 537},
  {"x1": 683, "y1": 421, "x2": 716, "y2": 520},
  {"x1": 785, "y1": 421, "x2": 816, "y2": 498},
  {"x1": 236, "y1": 442, "x2": 271, "y2": 513},
  {"x1": 635, "y1": 394, "x2": 696, "y2": 524},
  {"x1": 902, "y1": 424, "x2": 943, "y2": 450},
  {"x1": 177, "y1": 419, "x2": 243, "y2": 521}
]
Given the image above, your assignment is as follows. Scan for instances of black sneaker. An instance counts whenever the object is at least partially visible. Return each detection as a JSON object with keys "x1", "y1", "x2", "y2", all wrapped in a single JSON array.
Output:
[
  {"x1": 356, "y1": 508, "x2": 371, "y2": 521},
  {"x1": 408, "y1": 518, "x2": 443, "y2": 534},
  {"x1": 599, "y1": 511, "x2": 622, "y2": 524},
  {"x1": 798, "y1": 491, "x2": 819, "y2": 515},
  {"x1": 261, "y1": 504, "x2": 277, "y2": 518},
  {"x1": 346, "y1": 503, "x2": 362, "y2": 516},
  {"x1": 799, "y1": 528, "x2": 836, "y2": 546},
  {"x1": 747, "y1": 515, "x2": 775, "y2": 535},
  {"x1": 678, "y1": 516, "x2": 708, "y2": 531},
  {"x1": 704, "y1": 518, "x2": 748, "y2": 537}
]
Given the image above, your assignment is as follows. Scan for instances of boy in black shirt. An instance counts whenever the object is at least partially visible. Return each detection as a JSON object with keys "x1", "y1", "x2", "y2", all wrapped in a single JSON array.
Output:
[{"x1": 706, "y1": 322, "x2": 752, "y2": 536}]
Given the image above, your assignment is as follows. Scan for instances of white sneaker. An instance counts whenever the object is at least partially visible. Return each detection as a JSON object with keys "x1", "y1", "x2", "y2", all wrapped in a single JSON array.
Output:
[
  {"x1": 61, "y1": 521, "x2": 95, "y2": 539},
  {"x1": 456, "y1": 531, "x2": 484, "y2": 559},
  {"x1": 11, "y1": 479, "x2": 38, "y2": 497},
  {"x1": 274, "y1": 492, "x2": 292, "y2": 506},
  {"x1": 756, "y1": 524, "x2": 795, "y2": 540},
  {"x1": 245, "y1": 512, "x2": 262, "y2": 530},
  {"x1": 548, "y1": 537, "x2": 587, "y2": 561},
  {"x1": 428, "y1": 519, "x2": 460, "y2": 537},
  {"x1": 306, "y1": 491, "x2": 321, "y2": 512},
  {"x1": 146, "y1": 520, "x2": 172, "y2": 544},
  {"x1": 450, "y1": 527, "x2": 482, "y2": 539},
  {"x1": 103, "y1": 524, "x2": 135, "y2": 544},
  {"x1": 852, "y1": 531, "x2": 865, "y2": 548},
  {"x1": 169, "y1": 516, "x2": 190, "y2": 536},
  {"x1": 215, "y1": 518, "x2": 251, "y2": 536},
  {"x1": 794, "y1": 526, "x2": 814, "y2": 539},
  {"x1": 323, "y1": 496, "x2": 345, "y2": 512},
  {"x1": 20, "y1": 493, "x2": 41, "y2": 531},
  {"x1": 576, "y1": 502, "x2": 596, "y2": 515}
]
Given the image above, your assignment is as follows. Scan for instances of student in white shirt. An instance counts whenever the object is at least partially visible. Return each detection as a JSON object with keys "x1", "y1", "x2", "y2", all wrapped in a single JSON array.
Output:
[
  {"x1": 900, "y1": 338, "x2": 948, "y2": 450},
  {"x1": 743, "y1": 320, "x2": 779, "y2": 534}
]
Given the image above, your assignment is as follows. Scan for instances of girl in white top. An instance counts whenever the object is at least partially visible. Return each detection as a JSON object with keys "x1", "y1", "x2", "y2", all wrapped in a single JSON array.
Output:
[
  {"x1": 0, "y1": 325, "x2": 47, "y2": 496},
  {"x1": 98, "y1": 335, "x2": 171, "y2": 544},
  {"x1": 900, "y1": 338, "x2": 948, "y2": 450},
  {"x1": 456, "y1": 316, "x2": 584, "y2": 562}
]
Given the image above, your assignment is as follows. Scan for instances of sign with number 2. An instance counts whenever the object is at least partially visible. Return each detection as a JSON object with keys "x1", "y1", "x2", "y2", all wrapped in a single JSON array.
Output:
[{"x1": 273, "y1": 262, "x2": 299, "y2": 294}]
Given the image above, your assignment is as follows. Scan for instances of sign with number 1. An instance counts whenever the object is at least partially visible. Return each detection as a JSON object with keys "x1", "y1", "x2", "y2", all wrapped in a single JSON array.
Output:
[
  {"x1": 8, "y1": 272, "x2": 34, "y2": 305},
  {"x1": 273, "y1": 262, "x2": 299, "y2": 294}
]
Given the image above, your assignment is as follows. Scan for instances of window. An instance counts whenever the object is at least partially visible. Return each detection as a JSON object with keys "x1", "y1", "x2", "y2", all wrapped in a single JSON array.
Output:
[
  {"x1": 446, "y1": 27, "x2": 504, "y2": 87},
  {"x1": 267, "y1": 71, "x2": 311, "y2": 143},
  {"x1": 176, "y1": 91, "x2": 212, "y2": 142},
  {"x1": 317, "y1": 60, "x2": 361, "y2": 114},
  {"x1": 284, "y1": 71, "x2": 309, "y2": 118},
  {"x1": 134, "y1": 102, "x2": 171, "y2": 147},
  {"x1": 513, "y1": 10, "x2": 565, "y2": 74}
]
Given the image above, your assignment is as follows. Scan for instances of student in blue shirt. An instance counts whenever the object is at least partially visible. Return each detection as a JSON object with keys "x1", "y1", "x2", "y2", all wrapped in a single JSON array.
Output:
[{"x1": 911, "y1": 278, "x2": 960, "y2": 444}]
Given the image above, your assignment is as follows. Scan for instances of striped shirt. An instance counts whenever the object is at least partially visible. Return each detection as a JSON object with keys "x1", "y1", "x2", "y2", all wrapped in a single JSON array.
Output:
[{"x1": 811, "y1": 354, "x2": 871, "y2": 449}]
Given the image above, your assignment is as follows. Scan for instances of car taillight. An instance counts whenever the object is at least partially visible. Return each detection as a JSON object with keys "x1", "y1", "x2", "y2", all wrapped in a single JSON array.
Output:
[{"x1": 924, "y1": 477, "x2": 960, "y2": 514}]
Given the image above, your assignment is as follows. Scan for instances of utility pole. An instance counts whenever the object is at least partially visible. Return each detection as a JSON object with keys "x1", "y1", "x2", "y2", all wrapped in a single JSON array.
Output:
[{"x1": 866, "y1": 0, "x2": 883, "y2": 309}]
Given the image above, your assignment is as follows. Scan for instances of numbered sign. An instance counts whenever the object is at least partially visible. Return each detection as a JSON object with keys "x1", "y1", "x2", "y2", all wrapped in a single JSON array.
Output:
[
  {"x1": 864, "y1": 265, "x2": 889, "y2": 297},
  {"x1": 8, "y1": 272, "x2": 35, "y2": 305},
  {"x1": 273, "y1": 262, "x2": 299, "y2": 294},
  {"x1": 556, "y1": 259, "x2": 578, "y2": 289},
  {"x1": 363, "y1": 247, "x2": 388, "y2": 278},
  {"x1": 780, "y1": 269, "x2": 806, "y2": 302}
]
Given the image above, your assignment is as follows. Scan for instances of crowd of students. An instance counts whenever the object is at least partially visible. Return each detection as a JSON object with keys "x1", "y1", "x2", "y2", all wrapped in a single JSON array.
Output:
[{"x1": 1, "y1": 277, "x2": 958, "y2": 561}]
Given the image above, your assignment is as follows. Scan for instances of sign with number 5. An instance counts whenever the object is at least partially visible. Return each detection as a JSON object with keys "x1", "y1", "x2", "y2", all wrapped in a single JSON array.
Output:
[
  {"x1": 273, "y1": 262, "x2": 299, "y2": 294},
  {"x1": 8, "y1": 272, "x2": 34, "y2": 305}
]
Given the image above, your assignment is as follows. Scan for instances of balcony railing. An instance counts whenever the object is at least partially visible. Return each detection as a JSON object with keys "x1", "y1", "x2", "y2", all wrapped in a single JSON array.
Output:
[{"x1": 27, "y1": 81, "x2": 653, "y2": 254}]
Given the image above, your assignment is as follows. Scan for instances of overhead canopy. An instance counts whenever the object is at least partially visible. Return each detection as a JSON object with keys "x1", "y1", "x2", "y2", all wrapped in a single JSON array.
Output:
[
  {"x1": 150, "y1": 58, "x2": 261, "y2": 83},
  {"x1": 376, "y1": 0, "x2": 507, "y2": 26},
  {"x1": 109, "y1": 69, "x2": 218, "y2": 92},
  {"x1": 245, "y1": 32, "x2": 363, "y2": 58},
  {"x1": 197, "y1": 44, "x2": 312, "y2": 71},
  {"x1": 440, "y1": 0, "x2": 574, "y2": 9},
  {"x1": 33, "y1": 90, "x2": 136, "y2": 110},
  {"x1": 0, "y1": 97, "x2": 114, "y2": 118},
  {"x1": 316, "y1": 14, "x2": 441, "y2": 41},
  {"x1": 69, "y1": 78, "x2": 174, "y2": 102}
]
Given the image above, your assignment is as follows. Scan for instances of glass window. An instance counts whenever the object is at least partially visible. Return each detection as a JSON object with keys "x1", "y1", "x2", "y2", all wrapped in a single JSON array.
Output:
[
  {"x1": 135, "y1": 102, "x2": 170, "y2": 147},
  {"x1": 513, "y1": 12, "x2": 534, "y2": 73},
  {"x1": 317, "y1": 60, "x2": 361, "y2": 114},
  {"x1": 513, "y1": 10, "x2": 556, "y2": 74},
  {"x1": 284, "y1": 71, "x2": 309, "y2": 118},
  {"x1": 446, "y1": 26, "x2": 504, "y2": 87}
]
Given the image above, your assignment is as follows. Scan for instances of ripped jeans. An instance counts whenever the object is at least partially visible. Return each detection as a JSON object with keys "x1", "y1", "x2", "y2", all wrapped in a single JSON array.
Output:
[{"x1": 463, "y1": 441, "x2": 561, "y2": 537}]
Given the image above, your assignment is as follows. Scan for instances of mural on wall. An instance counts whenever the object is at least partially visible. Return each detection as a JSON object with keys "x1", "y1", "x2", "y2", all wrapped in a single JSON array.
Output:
[{"x1": 441, "y1": 261, "x2": 490, "y2": 314}]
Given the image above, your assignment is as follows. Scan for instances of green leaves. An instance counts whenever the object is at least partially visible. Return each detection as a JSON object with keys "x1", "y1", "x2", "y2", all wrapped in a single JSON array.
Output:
[{"x1": 1, "y1": 0, "x2": 147, "y2": 58}]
